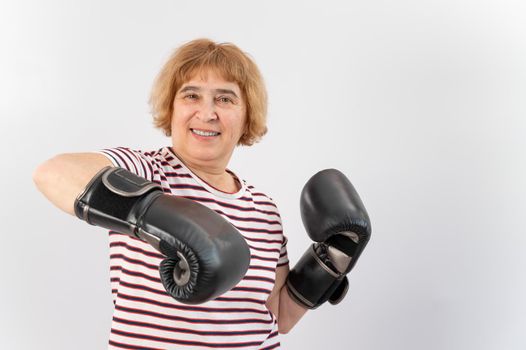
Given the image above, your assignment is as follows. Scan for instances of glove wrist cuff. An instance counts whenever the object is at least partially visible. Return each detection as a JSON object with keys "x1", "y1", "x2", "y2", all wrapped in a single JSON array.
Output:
[{"x1": 286, "y1": 244, "x2": 348, "y2": 309}]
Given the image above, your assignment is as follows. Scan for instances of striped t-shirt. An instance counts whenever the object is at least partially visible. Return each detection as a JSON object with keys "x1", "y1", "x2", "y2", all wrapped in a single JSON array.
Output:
[{"x1": 97, "y1": 146, "x2": 289, "y2": 350}]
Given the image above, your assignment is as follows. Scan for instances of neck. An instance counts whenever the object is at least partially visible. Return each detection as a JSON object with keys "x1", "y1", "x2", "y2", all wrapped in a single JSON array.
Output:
[{"x1": 171, "y1": 148, "x2": 239, "y2": 193}]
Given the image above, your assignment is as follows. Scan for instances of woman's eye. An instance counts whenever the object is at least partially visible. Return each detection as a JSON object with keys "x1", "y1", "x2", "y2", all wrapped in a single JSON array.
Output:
[
  {"x1": 185, "y1": 94, "x2": 199, "y2": 100},
  {"x1": 218, "y1": 96, "x2": 233, "y2": 104}
]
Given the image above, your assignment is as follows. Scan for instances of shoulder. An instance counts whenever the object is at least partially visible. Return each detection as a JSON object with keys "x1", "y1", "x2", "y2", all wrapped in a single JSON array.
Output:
[
  {"x1": 96, "y1": 146, "x2": 171, "y2": 180},
  {"x1": 246, "y1": 183, "x2": 278, "y2": 207},
  {"x1": 241, "y1": 179, "x2": 281, "y2": 216}
]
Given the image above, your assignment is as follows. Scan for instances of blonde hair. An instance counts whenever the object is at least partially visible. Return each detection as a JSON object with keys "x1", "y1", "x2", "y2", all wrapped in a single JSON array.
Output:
[{"x1": 149, "y1": 38, "x2": 268, "y2": 146}]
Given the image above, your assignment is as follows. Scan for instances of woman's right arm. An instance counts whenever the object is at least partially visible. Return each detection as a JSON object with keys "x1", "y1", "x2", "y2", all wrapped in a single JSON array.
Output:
[{"x1": 32, "y1": 153, "x2": 113, "y2": 216}]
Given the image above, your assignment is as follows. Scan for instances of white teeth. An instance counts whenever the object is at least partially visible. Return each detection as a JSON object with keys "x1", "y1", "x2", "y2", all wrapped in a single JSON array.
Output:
[{"x1": 192, "y1": 129, "x2": 219, "y2": 137}]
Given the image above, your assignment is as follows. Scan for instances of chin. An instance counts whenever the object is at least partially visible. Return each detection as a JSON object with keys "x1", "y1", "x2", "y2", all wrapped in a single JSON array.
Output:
[{"x1": 191, "y1": 150, "x2": 221, "y2": 162}]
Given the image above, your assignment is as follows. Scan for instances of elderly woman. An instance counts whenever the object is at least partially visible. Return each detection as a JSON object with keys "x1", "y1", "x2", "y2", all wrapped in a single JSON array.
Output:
[
  {"x1": 33, "y1": 38, "x2": 371, "y2": 349},
  {"x1": 33, "y1": 39, "x2": 308, "y2": 349}
]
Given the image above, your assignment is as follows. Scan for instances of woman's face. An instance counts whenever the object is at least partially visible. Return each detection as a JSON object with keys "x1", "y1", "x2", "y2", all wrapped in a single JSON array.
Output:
[{"x1": 171, "y1": 70, "x2": 247, "y2": 170}]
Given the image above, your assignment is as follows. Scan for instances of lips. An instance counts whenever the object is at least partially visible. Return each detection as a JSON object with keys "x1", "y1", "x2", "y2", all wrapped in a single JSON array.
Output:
[{"x1": 190, "y1": 128, "x2": 221, "y2": 137}]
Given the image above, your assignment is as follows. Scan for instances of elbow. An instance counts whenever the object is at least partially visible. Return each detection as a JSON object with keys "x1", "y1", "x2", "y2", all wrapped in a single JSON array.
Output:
[
  {"x1": 278, "y1": 326, "x2": 291, "y2": 335},
  {"x1": 277, "y1": 316, "x2": 294, "y2": 335},
  {"x1": 33, "y1": 154, "x2": 64, "y2": 192},
  {"x1": 33, "y1": 160, "x2": 50, "y2": 191}
]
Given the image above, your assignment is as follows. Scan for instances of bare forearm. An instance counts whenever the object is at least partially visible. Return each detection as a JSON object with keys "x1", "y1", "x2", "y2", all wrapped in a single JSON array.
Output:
[
  {"x1": 266, "y1": 264, "x2": 309, "y2": 334},
  {"x1": 276, "y1": 284, "x2": 308, "y2": 334},
  {"x1": 33, "y1": 152, "x2": 112, "y2": 215}
]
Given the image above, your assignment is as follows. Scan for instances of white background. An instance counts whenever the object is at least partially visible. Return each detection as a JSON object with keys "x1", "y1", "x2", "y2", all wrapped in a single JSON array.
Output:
[{"x1": 1, "y1": 0, "x2": 525, "y2": 349}]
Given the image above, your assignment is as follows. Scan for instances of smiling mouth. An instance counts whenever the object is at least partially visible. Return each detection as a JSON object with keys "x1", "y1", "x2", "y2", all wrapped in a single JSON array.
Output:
[{"x1": 191, "y1": 128, "x2": 221, "y2": 137}]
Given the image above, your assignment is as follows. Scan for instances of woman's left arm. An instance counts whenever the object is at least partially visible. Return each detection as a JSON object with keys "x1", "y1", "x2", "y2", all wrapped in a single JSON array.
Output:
[{"x1": 266, "y1": 265, "x2": 308, "y2": 334}]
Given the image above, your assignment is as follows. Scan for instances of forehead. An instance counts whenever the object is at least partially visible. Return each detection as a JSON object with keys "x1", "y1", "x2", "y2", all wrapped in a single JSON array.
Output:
[{"x1": 181, "y1": 68, "x2": 241, "y2": 92}]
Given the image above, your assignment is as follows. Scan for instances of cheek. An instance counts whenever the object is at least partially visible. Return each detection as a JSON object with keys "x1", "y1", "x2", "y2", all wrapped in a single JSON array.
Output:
[
  {"x1": 170, "y1": 117, "x2": 180, "y2": 133},
  {"x1": 233, "y1": 111, "x2": 247, "y2": 133},
  {"x1": 226, "y1": 118, "x2": 245, "y2": 139},
  {"x1": 171, "y1": 109, "x2": 190, "y2": 131}
]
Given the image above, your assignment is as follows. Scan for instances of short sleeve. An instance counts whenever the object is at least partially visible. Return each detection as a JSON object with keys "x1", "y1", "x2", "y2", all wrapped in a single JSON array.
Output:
[
  {"x1": 277, "y1": 235, "x2": 289, "y2": 267},
  {"x1": 96, "y1": 147, "x2": 155, "y2": 181}
]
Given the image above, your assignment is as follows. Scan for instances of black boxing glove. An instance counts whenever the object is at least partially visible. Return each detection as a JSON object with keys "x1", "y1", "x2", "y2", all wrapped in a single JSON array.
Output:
[
  {"x1": 74, "y1": 166, "x2": 250, "y2": 304},
  {"x1": 286, "y1": 169, "x2": 371, "y2": 309}
]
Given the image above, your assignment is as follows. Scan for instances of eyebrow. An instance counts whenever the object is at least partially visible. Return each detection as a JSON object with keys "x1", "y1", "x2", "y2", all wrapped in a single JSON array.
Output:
[{"x1": 179, "y1": 85, "x2": 239, "y2": 99}]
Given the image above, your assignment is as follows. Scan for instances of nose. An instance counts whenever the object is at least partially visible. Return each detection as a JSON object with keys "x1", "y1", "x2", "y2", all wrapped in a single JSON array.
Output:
[{"x1": 196, "y1": 99, "x2": 218, "y2": 122}]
